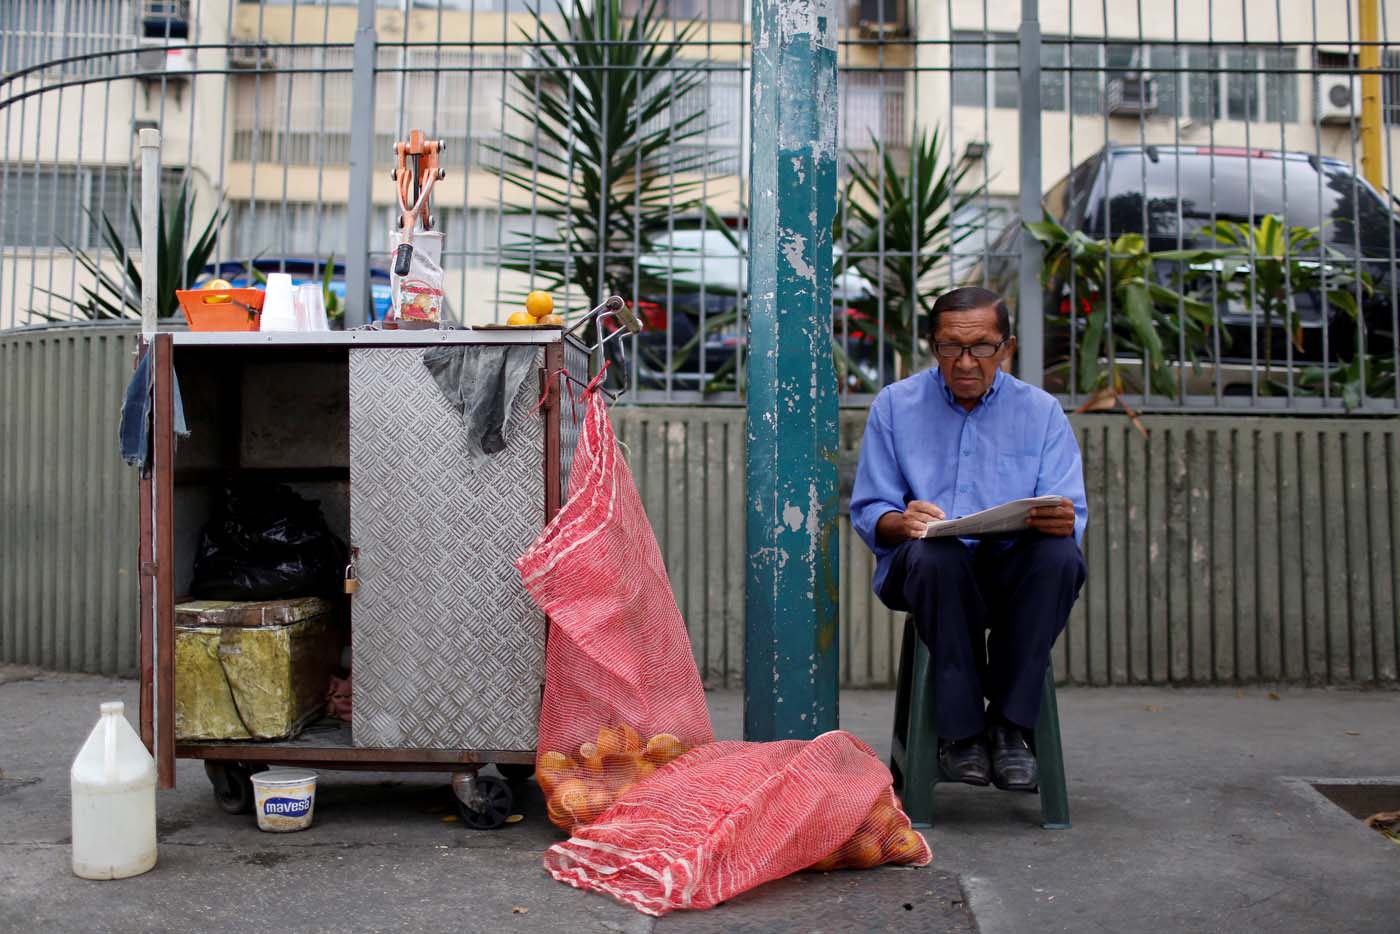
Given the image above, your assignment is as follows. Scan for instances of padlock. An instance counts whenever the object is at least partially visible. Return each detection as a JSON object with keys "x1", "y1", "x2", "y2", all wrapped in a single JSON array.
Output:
[{"x1": 344, "y1": 548, "x2": 360, "y2": 595}]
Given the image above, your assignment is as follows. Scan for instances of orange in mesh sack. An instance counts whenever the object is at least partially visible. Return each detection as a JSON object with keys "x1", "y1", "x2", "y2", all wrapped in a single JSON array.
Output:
[
  {"x1": 542, "y1": 736, "x2": 931, "y2": 915},
  {"x1": 517, "y1": 391, "x2": 930, "y2": 916},
  {"x1": 518, "y1": 389, "x2": 712, "y2": 835}
]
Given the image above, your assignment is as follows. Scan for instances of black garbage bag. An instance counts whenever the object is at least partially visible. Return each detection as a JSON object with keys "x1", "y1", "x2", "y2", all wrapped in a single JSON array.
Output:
[{"x1": 190, "y1": 483, "x2": 348, "y2": 601}]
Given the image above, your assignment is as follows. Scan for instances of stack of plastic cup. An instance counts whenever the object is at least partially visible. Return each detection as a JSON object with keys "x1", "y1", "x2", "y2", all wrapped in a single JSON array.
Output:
[{"x1": 260, "y1": 273, "x2": 298, "y2": 331}]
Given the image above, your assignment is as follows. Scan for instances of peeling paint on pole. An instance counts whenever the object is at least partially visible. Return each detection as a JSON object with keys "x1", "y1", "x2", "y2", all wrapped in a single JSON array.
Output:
[{"x1": 744, "y1": 0, "x2": 840, "y2": 741}]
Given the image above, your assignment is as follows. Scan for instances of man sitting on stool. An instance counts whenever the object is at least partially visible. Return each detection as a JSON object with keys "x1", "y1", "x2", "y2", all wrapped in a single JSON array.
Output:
[{"x1": 851, "y1": 286, "x2": 1087, "y2": 791}]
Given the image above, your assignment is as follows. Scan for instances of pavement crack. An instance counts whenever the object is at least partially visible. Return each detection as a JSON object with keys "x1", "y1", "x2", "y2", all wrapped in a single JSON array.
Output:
[{"x1": 1226, "y1": 885, "x2": 1290, "y2": 915}]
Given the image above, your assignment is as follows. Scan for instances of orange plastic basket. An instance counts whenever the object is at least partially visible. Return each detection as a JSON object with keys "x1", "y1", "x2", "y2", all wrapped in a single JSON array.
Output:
[{"x1": 176, "y1": 288, "x2": 264, "y2": 331}]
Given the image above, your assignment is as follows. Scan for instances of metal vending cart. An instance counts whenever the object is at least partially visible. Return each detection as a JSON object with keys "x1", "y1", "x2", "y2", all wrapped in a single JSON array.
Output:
[{"x1": 137, "y1": 300, "x2": 636, "y2": 828}]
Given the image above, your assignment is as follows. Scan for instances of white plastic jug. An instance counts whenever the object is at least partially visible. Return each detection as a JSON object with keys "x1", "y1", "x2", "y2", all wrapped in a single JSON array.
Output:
[{"x1": 70, "y1": 701, "x2": 157, "y2": 880}]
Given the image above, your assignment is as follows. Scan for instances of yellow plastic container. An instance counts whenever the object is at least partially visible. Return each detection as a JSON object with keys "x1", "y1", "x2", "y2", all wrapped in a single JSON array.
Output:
[{"x1": 174, "y1": 597, "x2": 345, "y2": 741}]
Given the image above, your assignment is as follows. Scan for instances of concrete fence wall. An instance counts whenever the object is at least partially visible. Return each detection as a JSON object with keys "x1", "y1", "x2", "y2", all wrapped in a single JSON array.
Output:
[{"x1": 3, "y1": 325, "x2": 1397, "y2": 687}]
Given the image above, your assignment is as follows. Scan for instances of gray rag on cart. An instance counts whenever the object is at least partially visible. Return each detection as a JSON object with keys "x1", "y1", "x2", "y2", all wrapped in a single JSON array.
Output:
[{"x1": 422, "y1": 344, "x2": 537, "y2": 461}]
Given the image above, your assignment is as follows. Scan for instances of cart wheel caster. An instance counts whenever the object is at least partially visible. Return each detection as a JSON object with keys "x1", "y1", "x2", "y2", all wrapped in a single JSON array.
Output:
[
  {"x1": 453, "y1": 774, "x2": 514, "y2": 830},
  {"x1": 496, "y1": 763, "x2": 534, "y2": 784},
  {"x1": 205, "y1": 761, "x2": 257, "y2": 815}
]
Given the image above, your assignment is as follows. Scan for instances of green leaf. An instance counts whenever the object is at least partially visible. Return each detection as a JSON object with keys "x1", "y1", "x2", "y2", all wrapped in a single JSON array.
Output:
[{"x1": 1078, "y1": 304, "x2": 1106, "y2": 394}]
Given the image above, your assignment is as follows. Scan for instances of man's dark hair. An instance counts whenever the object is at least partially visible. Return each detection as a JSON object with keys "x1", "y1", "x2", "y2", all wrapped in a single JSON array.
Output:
[{"x1": 926, "y1": 286, "x2": 1012, "y2": 342}]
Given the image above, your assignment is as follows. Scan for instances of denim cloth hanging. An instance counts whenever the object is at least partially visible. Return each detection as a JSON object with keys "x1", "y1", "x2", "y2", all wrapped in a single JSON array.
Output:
[{"x1": 119, "y1": 349, "x2": 189, "y2": 470}]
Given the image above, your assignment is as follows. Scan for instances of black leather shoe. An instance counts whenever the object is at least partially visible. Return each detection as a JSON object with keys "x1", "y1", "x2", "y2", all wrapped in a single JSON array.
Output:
[
  {"x1": 989, "y1": 723, "x2": 1038, "y2": 792},
  {"x1": 938, "y1": 736, "x2": 991, "y2": 786}
]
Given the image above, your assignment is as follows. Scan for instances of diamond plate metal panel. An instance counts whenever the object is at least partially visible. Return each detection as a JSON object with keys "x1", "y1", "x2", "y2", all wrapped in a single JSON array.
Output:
[{"x1": 349, "y1": 347, "x2": 545, "y2": 750}]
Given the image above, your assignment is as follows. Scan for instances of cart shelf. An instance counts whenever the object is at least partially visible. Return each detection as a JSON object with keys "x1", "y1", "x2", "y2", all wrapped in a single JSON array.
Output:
[{"x1": 178, "y1": 718, "x2": 533, "y2": 769}]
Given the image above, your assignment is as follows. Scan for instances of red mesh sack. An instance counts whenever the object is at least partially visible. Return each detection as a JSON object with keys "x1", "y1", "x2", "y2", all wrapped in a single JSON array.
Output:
[
  {"x1": 518, "y1": 391, "x2": 931, "y2": 915},
  {"x1": 517, "y1": 390, "x2": 714, "y2": 832},
  {"x1": 543, "y1": 734, "x2": 932, "y2": 916}
]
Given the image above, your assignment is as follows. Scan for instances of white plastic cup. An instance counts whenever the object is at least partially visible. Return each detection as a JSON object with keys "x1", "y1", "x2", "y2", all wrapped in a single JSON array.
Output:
[
  {"x1": 294, "y1": 283, "x2": 330, "y2": 332},
  {"x1": 251, "y1": 768, "x2": 318, "y2": 832},
  {"x1": 260, "y1": 273, "x2": 298, "y2": 332}
]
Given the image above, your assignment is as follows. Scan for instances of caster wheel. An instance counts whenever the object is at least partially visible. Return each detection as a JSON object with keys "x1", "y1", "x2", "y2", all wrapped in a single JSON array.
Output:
[
  {"x1": 205, "y1": 761, "x2": 257, "y2": 815},
  {"x1": 454, "y1": 774, "x2": 514, "y2": 830},
  {"x1": 496, "y1": 763, "x2": 534, "y2": 783}
]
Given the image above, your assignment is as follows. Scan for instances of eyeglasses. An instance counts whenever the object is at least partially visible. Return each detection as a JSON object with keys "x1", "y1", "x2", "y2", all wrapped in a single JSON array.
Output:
[{"x1": 933, "y1": 338, "x2": 1008, "y2": 359}]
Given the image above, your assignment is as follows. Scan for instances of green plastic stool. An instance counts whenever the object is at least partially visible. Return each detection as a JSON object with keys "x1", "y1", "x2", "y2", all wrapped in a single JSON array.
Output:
[{"x1": 889, "y1": 616, "x2": 1070, "y2": 829}]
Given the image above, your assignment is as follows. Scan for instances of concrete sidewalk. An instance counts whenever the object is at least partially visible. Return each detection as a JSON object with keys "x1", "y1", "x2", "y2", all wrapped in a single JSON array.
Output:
[{"x1": 1, "y1": 666, "x2": 1397, "y2": 933}]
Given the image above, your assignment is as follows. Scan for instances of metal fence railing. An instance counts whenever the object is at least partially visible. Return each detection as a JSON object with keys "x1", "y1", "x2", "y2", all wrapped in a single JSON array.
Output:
[{"x1": 2, "y1": 0, "x2": 1398, "y2": 411}]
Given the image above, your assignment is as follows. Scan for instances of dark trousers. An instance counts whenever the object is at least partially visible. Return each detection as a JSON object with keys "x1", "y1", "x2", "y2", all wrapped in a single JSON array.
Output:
[{"x1": 880, "y1": 534, "x2": 1086, "y2": 740}]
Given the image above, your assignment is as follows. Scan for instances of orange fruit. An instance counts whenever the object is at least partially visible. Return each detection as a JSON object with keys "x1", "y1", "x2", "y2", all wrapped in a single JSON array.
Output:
[
  {"x1": 600, "y1": 753, "x2": 639, "y2": 790},
  {"x1": 577, "y1": 741, "x2": 605, "y2": 775},
  {"x1": 546, "y1": 795, "x2": 573, "y2": 830},
  {"x1": 539, "y1": 751, "x2": 571, "y2": 771},
  {"x1": 809, "y1": 852, "x2": 843, "y2": 873},
  {"x1": 506, "y1": 310, "x2": 537, "y2": 327},
  {"x1": 866, "y1": 801, "x2": 902, "y2": 835},
  {"x1": 202, "y1": 278, "x2": 233, "y2": 303},
  {"x1": 634, "y1": 760, "x2": 657, "y2": 782},
  {"x1": 596, "y1": 726, "x2": 626, "y2": 757},
  {"x1": 554, "y1": 779, "x2": 598, "y2": 826},
  {"x1": 586, "y1": 786, "x2": 613, "y2": 822},
  {"x1": 538, "y1": 313, "x2": 564, "y2": 326},
  {"x1": 845, "y1": 830, "x2": 885, "y2": 870},
  {"x1": 644, "y1": 733, "x2": 687, "y2": 765},
  {"x1": 884, "y1": 826, "x2": 927, "y2": 865},
  {"x1": 615, "y1": 724, "x2": 642, "y2": 755},
  {"x1": 524, "y1": 290, "x2": 554, "y2": 318},
  {"x1": 537, "y1": 763, "x2": 576, "y2": 796}
]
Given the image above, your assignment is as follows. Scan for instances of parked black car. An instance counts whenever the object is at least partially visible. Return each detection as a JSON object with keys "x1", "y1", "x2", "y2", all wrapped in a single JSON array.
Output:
[{"x1": 981, "y1": 145, "x2": 1399, "y2": 394}]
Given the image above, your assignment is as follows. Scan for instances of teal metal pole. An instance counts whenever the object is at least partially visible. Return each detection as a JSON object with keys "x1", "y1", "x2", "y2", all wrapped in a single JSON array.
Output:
[{"x1": 743, "y1": 0, "x2": 840, "y2": 741}]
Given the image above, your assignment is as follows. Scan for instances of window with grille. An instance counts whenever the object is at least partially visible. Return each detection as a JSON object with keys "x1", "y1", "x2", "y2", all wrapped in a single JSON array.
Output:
[
  {"x1": 0, "y1": 0, "x2": 136, "y2": 78},
  {"x1": 954, "y1": 31, "x2": 1297, "y2": 124},
  {"x1": 0, "y1": 165, "x2": 145, "y2": 250}
]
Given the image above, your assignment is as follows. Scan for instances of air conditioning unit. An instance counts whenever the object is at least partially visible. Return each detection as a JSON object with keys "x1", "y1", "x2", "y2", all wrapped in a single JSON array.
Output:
[
  {"x1": 136, "y1": 40, "x2": 194, "y2": 80},
  {"x1": 1316, "y1": 74, "x2": 1359, "y2": 124},
  {"x1": 857, "y1": 0, "x2": 907, "y2": 37},
  {"x1": 1105, "y1": 76, "x2": 1159, "y2": 116},
  {"x1": 228, "y1": 42, "x2": 276, "y2": 71}
]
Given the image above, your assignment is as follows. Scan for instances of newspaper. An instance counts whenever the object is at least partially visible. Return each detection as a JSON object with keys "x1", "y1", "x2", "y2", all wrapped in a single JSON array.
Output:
[{"x1": 921, "y1": 495, "x2": 1065, "y2": 539}]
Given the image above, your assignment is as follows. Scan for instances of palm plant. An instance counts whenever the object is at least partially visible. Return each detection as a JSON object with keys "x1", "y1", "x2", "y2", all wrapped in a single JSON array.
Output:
[
  {"x1": 45, "y1": 177, "x2": 225, "y2": 321},
  {"x1": 1199, "y1": 214, "x2": 1367, "y2": 390},
  {"x1": 834, "y1": 126, "x2": 988, "y2": 387},
  {"x1": 1026, "y1": 216, "x2": 1216, "y2": 400},
  {"x1": 487, "y1": 0, "x2": 718, "y2": 325}
]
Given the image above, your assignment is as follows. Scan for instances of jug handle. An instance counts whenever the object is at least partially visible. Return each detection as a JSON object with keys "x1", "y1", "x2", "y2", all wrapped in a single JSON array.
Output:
[{"x1": 101, "y1": 702, "x2": 121, "y2": 780}]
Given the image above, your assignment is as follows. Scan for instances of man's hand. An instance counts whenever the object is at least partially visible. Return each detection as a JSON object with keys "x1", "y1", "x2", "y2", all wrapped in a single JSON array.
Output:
[
  {"x1": 876, "y1": 501, "x2": 946, "y2": 545},
  {"x1": 1026, "y1": 497, "x2": 1076, "y2": 537}
]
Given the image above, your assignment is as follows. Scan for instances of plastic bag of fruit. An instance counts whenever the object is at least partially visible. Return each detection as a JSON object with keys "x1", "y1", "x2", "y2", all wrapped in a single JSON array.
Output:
[
  {"x1": 389, "y1": 228, "x2": 444, "y2": 325},
  {"x1": 517, "y1": 388, "x2": 714, "y2": 834},
  {"x1": 542, "y1": 734, "x2": 931, "y2": 916}
]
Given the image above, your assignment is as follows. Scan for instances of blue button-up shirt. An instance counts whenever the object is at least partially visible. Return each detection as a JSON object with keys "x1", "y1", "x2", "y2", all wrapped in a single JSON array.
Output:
[{"x1": 850, "y1": 368, "x2": 1088, "y2": 599}]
